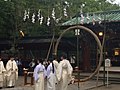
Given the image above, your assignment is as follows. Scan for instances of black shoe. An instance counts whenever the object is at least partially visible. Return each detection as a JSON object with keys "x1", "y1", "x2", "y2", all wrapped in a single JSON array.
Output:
[
  {"x1": 7, "y1": 86, "x2": 14, "y2": 88},
  {"x1": 0, "y1": 87, "x2": 2, "y2": 89},
  {"x1": 11, "y1": 86, "x2": 14, "y2": 88},
  {"x1": 7, "y1": 86, "x2": 11, "y2": 88}
]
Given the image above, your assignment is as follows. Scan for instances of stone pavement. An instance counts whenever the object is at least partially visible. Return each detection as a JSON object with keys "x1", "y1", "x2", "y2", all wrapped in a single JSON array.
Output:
[
  {"x1": 1, "y1": 71, "x2": 120, "y2": 90},
  {"x1": 90, "y1": 84, "x2": 120, "y2": 90}
]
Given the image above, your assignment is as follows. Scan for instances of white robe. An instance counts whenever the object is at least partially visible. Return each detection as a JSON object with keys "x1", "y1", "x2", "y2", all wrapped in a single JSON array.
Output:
[
  {"x1": 53, "y1": 60, "x2": 59, "y2": 83},
  {"x1": 47, "y1": 63, "x2": 56, "y2": 90},
  {"x1": 57, "y1": 59, "x2": 73, "y2": 90},
  {"x1": 33, "y1": 63, "x2": 46, "y2": 90},
  {"x1": 0, "y1": 61, "x2": 6, "y2": 87},
  {"x1": 6, "y1": 60, "x2": 18, "y2": 87}
]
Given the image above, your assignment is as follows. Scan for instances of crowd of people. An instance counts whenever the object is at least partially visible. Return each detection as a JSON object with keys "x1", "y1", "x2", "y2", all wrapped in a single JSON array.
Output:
[
  {"x1": 33, "y1": 53, "x2": 73, "y2": 90},
  {"x1": 0, "y1": 53, "x2": 73, "y2": 90},
  {"x1": 0, "y1": 55, "x2": 18, "y2": 89}
]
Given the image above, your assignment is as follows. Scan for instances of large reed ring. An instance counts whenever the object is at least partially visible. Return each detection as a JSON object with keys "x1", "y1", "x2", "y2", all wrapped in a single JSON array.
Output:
[{"x1": 54, "y1": 25, "x2": 103, "y2": 82}]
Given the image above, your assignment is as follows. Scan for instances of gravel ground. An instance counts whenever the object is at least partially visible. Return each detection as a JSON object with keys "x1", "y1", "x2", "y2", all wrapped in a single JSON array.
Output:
[{"x1": 1, "y1": 75, "x2": 120, "y2": 90}]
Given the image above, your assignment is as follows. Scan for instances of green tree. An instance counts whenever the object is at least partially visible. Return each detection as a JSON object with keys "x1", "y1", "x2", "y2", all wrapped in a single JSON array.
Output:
[{"x1": 0, "y1": 0, "x2": 120, "y2": 38}]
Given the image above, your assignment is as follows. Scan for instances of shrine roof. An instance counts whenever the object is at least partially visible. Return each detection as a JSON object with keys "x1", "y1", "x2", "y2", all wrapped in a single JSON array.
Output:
[{"x1": 62, "y1": 10, "x2": 120, "y2": 26}]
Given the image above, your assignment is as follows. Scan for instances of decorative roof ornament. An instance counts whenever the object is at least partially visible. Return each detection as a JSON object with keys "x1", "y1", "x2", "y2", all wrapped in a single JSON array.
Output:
[
  {"x1": 56, "y1": 16, "x2": 62, "y2": 23},
  {"x1": 32, "y1": 13, "x2": 35, "y2": 23},
  {"x1": 26, "y1": 9, "x2": 30, "y2": 19},
  {"x1": 92, "y1": 14, "x2": 96, "y2": 25},
  {"x1": 37, "y1": 9, "x2": 41, "y2": 21},
  {"x1": 52, "y1": 8, "x2": 56, "y2": 20},
  {"x1": 86, "y1": 13, "x2": 90, "y2": 24},
  {"x1": 80, "y1": 14, "x2": 84, "y2": 24},
  {"x1": 63, "y1": 1, "x2": 69, "y2": 17},
  {"x1": 47, "y1": 16, "x2": 50, "y2": 26},
  {"x1": 23, "y1": 9, "x2": 29, "y2": 21},
  {"x1": 64, "y1": 1, "x2": 69, "y2": 7},
  {"x1": 37, "y1": 9, "x2": 43, "y2": 25},
  {"x1": 63, "y1": 6, "x2": 68, "y2": 17},
  {"x1": 80, "y1": 5, "x2": 84, "y2": 24},
  {"x1": 4, "y1": 0, "x2": 11, "y2": 2},
  {"x1": 98, "y1": 14, "x2": 102, "y2": 24},
  {"x1": 23, "y1": 10, "x2": 27, "y2": 21},
  {"x1": 39, "y1": 15, "x2": 43, "y2": 25}
]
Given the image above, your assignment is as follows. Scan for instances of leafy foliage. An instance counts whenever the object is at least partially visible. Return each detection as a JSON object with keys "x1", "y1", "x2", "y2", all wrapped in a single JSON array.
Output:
[{"x1": 0, "y1": 0, "x2": 120, "y2": 38}]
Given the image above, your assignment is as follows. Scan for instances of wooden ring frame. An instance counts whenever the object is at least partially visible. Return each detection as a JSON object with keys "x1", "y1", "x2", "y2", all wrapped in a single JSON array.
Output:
[{"x1": 54, "y1": 25, "x2": 103, "y2": 82}]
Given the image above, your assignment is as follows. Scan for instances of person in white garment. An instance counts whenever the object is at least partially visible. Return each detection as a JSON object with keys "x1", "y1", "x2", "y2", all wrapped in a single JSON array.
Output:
[
  {"x1": 57, "y1": 53, "x2": 73, "y2": 90},
  {"x1": 46, "y1": 59, "x2": 56, "y2": 90},
  {"x1": 6, "y1": 55, "x2": 18, "y2": 88},
  {"x1": 33, "y1": 59, "x2": 46, "y2": 90},
  {"x1": 0, "y1": 56, "x2": 6, "y2": 89},
  {"x1": 53, "y1": 59, "x2": 59, "y2": 84}
]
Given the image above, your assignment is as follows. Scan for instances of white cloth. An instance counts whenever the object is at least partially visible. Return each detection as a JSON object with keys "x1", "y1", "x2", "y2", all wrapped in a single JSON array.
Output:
[
  {"x1": 47, "y1": 63, "x2": 56, "y2": 90},
  {"x1": 6, "y1": 60, "x2": 18, "y2": 87},
  {"x1": 53, "y1": 60, "x2": 59, "y2": 70},
  {"x1": 57, "y1": 59, "x2": 73, "y2": 90},
  {"x1": 70, "y1": 56, "x2": 75, "y2": 64},
  {"x1": 105, "y1": 58, "x2": 111, "y2": 67},
  {"x1": 0, "y1": 61, "x2": 6, "y2": 87},
  {"x1": 53, "y1": 60, "x2": 59, "y2": 83},
  {"x1": 33, "y1": 63, "x2": 46, "y2": 90}
]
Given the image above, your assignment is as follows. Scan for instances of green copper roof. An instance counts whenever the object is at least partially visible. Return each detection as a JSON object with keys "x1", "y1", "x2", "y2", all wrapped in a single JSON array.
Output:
[{"x1": 62, "y1": 10, "x2": 120, "y2": 26}]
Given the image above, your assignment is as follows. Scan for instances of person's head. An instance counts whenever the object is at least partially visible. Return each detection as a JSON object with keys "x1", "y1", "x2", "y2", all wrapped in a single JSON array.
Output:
[
  {"x1": 60, "y1": 53, "x2": 67, "y2": 60},
  {"x1": 15, "y1": 57, "x2": 19, "y2": 60},
  {"x1": 48, "y1": 58, "x2": 54, "y2": 73},
  {"x1": 37, "y1": 59, "x2": 43, "y2": 64},
  {"x1": 10, "y1": 55, "x2": 14, "y2": 61},
  {"x1": 48, "y1": 58, "x2": 53, "y2": 64},
  {"x1": 32, "y1": 59, "x2": 34, "y2": 62}
]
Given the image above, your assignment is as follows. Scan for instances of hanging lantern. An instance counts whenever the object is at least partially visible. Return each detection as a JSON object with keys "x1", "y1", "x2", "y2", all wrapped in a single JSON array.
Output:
[
  {"x1": 114, "y1": 48, "x2": 120, "y2": 56},
  {"x1": 98, "y1": 31, "x2": 103, "y2": 37},
  {"x1": 20, "y1": 30, "x2": 25, "y2": 37}
]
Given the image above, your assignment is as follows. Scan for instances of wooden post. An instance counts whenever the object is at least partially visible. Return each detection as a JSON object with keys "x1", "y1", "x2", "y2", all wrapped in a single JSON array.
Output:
[{"x1": 23, "y1": 68, "x2": 28, "y2": 85}]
